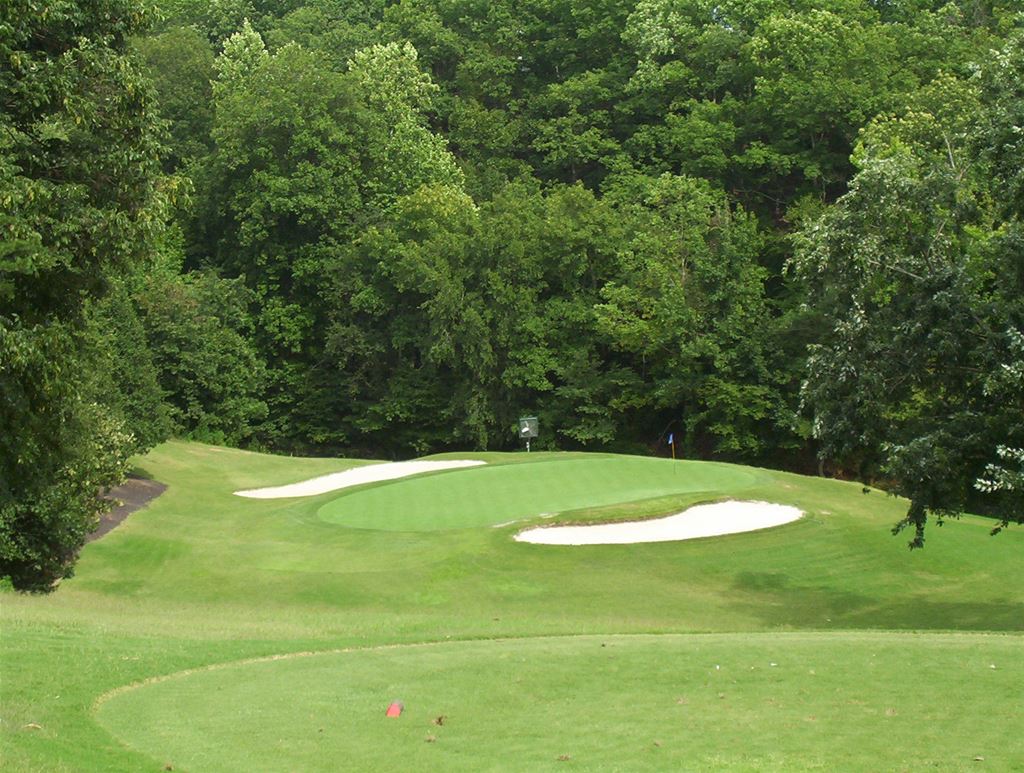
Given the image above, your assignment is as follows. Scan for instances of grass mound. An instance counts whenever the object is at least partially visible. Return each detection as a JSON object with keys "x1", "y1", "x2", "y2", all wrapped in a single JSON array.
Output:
[{"x1": 317, "y1": 455, "x2": 766, "y2": 530}]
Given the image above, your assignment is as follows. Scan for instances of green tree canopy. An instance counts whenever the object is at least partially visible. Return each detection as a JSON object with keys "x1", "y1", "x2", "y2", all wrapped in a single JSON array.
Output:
[
  {"x1": 794, "y1": 57, "x2": 1024, "y2": 544},
  {"x1": 1, "y1": 0, "x2": 171, "y2": 590}
]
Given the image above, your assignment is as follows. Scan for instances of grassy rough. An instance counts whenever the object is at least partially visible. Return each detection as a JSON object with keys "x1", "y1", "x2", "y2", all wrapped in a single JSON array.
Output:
[{"x1": 2, "y1": 440, "x2": 1022, "y2": 771}]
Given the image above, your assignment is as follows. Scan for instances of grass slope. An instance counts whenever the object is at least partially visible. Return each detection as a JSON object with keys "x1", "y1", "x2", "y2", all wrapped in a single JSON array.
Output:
[{"x1": 2, "y1": 440, "x2": 1022, "y2": 772}]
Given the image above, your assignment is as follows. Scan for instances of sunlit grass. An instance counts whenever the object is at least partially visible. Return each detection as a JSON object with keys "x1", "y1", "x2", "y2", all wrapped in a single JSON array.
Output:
[
  {"x1": 2, "y1": 440, "x2": 1021, "y2": 771},
  {"x1": 96, "y1": 633, "x2": 1023, "y2": 772}
]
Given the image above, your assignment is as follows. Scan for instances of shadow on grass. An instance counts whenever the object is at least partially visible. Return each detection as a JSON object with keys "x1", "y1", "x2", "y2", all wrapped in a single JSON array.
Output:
[
  {"x1": 731, "y1": 571, "x2": 1024, "y2": 631},
  {"x1": 129, "y1": 464, "x2": 157, "y2": 480}
]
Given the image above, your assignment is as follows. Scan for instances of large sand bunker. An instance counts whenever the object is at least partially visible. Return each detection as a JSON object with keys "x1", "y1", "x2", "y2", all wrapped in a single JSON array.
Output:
[
  {"x1": 514, "y1": 500, "x2": 802, "y2": 545},
  {"x1": 234, "y1": 460, "x2": 486, "y2": 499}
]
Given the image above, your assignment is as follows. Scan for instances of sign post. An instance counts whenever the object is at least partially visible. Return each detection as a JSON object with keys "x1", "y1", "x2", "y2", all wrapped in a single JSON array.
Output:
[{"x1": 518, "y1": 416, "x2": 539, "y2": 452}]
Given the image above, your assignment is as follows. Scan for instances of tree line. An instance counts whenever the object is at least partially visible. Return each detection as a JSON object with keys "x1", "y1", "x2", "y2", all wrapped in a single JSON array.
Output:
[{"x1": 2, "y1": 0, "x2": 1021, "y2": 589}]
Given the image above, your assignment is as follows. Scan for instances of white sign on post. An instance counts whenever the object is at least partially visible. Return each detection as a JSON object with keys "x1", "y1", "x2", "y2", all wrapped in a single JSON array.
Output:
[{"x1": 518, "y1": 416, "x2": 539, "y2": 452}]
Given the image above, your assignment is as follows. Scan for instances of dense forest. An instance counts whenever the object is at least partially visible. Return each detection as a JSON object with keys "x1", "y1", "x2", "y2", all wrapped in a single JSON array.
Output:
[{"x1": 2, "y1": 0, "x2": 1022, "y2": 589}]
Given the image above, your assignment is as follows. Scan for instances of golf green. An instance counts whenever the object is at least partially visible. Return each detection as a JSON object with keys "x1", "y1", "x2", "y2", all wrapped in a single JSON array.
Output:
[
  {"x1": 317, "y1": 456, "x2": 766, "y2": 531},
  {"x1": 96, "y1": 632, "x2": 1023, "y2": 772}
]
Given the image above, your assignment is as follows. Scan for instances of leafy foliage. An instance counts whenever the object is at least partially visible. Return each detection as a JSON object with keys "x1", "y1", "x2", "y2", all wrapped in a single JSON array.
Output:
[
  {"x1": 86, "y1": 284, "x2": 174, "y2": 452},
  {"x1": 135, "y1": 271, "x2": 268, "y2": 445},
  {"x1": 134, "y1": 25, "x2": 216, "y2": 172},
  {"x1": 974, "y1": 327, "x2": 1024, "y2": 527},
  {"x1": 597, "y1": 173, "x2": 781, "y2": 457},
  {"x1": 794, "y1": 48, "x2": 1024, "y2": 544},
  {"x1": 0, "y1": 320, "x2": 133, "y2": 591},
  {"x1": 5, "y1": 0, "x2": 1021, "y2": 580},
  {"x1": 1, "y1": 0, "x2": 172, "y2": 589}
]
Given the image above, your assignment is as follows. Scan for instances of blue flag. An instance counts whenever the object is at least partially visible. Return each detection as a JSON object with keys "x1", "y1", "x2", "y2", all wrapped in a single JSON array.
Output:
[{"x1": 667, "y1": 433, "x2": 674, "y2": 445}]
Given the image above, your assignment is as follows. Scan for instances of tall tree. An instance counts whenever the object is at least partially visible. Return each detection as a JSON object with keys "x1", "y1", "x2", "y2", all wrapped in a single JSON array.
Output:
[
  {"x1": 596, "y1": 172, "x2": 788, "y2": 457},
  {"x1": 135, "y1": 269, "x2": 268, "y2": 445},
  {"x1": 1, "y1": 0, "x2": 171, "y2": 590},
  {"x1": 190, "y1": 32, "x2": 361, "y2": 444},
  {"x1": 191, "y1": 34, "x2": 467, "y2": 448},
  {"x1": 346, "y1": 41, "x2": 464, "y2": 209},
  {"x1": 320, "y1": 183, "x2": 485, "y2": 453},
  {"x1": 794, "y1": 57, "x2": 1024, "y2": 545},
  {"x1": 134, "y1": 25, "x2": 216, "y2": 172}
]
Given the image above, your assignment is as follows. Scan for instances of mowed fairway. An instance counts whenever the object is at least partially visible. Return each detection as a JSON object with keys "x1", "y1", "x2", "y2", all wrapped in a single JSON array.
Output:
[
  {"x1": 3, "y1": 440, "x2": 1023, "y2": 772},
  {"x1": 318, "y1": 455, "x2": 766, "y2": 530}
]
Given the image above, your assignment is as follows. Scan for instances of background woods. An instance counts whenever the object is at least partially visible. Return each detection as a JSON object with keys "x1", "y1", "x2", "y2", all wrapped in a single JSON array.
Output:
[{"x1": 3, "y1": 0, "x2": 1022, "y2": 587}]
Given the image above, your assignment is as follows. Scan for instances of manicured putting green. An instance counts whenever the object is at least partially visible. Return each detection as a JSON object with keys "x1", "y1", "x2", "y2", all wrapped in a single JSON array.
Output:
[
  {"x1": 317, "y1": 456, "x2": 765, "y2": 531},
  {"x1": 96, "y1": 633, "x2": 1023, "y2": 772}
]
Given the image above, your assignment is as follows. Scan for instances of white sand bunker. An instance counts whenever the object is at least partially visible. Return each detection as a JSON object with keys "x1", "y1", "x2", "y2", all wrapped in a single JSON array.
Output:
[
  {"x1": 514, "y1": 501, "x2": 802, "y2": 545},
  {"x1": 234, "y1": 460, "x2": 486, "y2": 499}
]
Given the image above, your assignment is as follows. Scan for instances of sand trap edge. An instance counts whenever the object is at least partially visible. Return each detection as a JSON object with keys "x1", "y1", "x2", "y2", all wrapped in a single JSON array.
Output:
[
  {"x1": 234, "y1": 460, "x2": 487, "y2": 499},
  {"x1": 514, "y1": 500, "x2": 803, "y2": 545}
]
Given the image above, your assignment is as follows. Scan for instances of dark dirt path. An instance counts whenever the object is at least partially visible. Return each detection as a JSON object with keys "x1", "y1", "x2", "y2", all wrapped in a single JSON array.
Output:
[{"x1": 88, "y1": 476, "x2": 167, "y2": 542}]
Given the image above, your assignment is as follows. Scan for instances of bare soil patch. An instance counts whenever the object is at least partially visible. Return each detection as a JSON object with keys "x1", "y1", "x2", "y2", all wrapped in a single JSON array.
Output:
[{"x1": 88, "y1": 476, "x2": 167, "y2": 542}]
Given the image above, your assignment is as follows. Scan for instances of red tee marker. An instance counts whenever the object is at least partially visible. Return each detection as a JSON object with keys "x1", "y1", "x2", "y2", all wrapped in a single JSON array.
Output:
[{"x1": 385, "y1": 701, "x2": 404, "y2": 717}]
